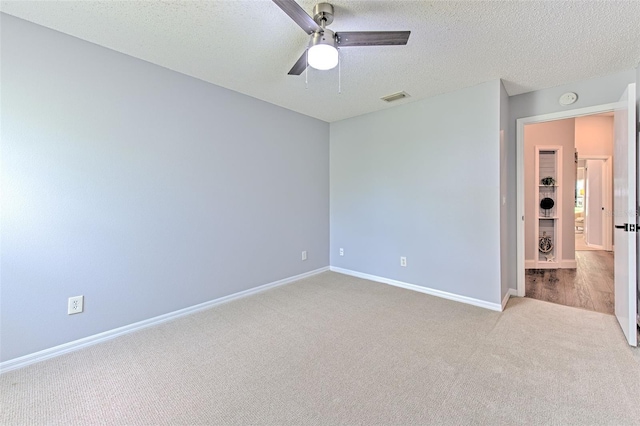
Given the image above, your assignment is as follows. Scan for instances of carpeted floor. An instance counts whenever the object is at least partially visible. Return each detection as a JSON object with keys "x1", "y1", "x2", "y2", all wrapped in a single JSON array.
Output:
[{"x1": 1, "y1": 271, "x2": 639, "y2": 425}]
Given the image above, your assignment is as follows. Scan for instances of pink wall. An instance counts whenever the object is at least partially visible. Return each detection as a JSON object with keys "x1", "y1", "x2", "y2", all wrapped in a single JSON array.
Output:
[{"x1": 575, "y1": 115, "x2": 613, "y2": 157}]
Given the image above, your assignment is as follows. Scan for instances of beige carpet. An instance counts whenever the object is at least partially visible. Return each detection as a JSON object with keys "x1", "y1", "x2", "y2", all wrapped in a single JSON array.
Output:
[{"x1": 2, "y1": 272, "x2": 639, "y2": 425}]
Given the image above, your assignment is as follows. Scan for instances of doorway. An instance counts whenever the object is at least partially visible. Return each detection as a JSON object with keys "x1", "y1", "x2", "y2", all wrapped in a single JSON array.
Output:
[
  {"x1": 516, "y1": 102, "x2": 618, "y2": 298},
  {"x1": 516, "y1": 84, "x2": 638, "y2": 347},
  {"x1": 521, "y1": 113, "x2": 614, "y2": 315}
]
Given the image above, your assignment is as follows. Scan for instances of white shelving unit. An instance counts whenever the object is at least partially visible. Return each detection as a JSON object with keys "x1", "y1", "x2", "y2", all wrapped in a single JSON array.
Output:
[{"x1": 533, "y1": 146, "x2": 562, "y2": 269}]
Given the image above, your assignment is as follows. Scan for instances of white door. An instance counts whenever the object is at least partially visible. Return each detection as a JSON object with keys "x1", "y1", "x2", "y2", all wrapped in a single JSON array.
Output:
[
  {"x1": 613, "y1": 83, "x2": 637, "y2": 347},
  {"x1": 585, "y1": 160, "x2": 604, "y2": 247}
]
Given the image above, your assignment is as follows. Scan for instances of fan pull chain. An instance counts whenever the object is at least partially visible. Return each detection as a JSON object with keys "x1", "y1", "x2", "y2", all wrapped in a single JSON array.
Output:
[
  {"x1": 338, "y1": 48, "x2": 341, "y2": 94},
  {"x1": 305, "y1": 50, "x2": 308, "y2": 89}
]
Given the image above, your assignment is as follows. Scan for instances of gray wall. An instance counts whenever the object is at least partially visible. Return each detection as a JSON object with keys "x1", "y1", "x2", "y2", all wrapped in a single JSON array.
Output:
[
  {"x1": 330, "y1": 81, "x2": 502, "y2": 304},
  {"x1": 0, "y1": 14, "x2": 330, "y2": 362},
  {"x1": 499, "y1": 81, "x2": 512, "y2": 301},
  {"x1": 507, "y1": 69, "x2": 636, "y2": 289},
  {"x1": 509, "y1": 69, "x2": 636, "y2": 122}
]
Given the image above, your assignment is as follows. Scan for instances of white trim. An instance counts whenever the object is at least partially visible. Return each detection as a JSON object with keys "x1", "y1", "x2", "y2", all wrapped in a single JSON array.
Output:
[
  {"x1": 602, "y1": 157, "x2": 613, "y2": 252},
  {"x1": 531, "y1": 262, "x2": 561, "y2": 269},
  {"x1": 525, "y1": 259, "x2": 577, "y2": 269},
  {"x1": 0, "y1": 267, "x2": 329, "y2": 374},
  {"x1": 516, "y1": 102, "x2": 618, "y2": 298},
  {"x1": 585, "y1": 243, "x2": 605, "y2": 250},
  {"x1": 329, "y1": 266, "x2": 503, "y2": 312},
  {"x1": 509, "y1": 288, "x2": 518, "y2": 297},
  {"x1": 501, "y1": 291, "x2": 511, "y2": 310},
  {"x1": 517, "y1": 116, "x2": 526, "y2": 296},
  {"x1": 533, "y1": 145, "x2": 563, "y2": 269}
]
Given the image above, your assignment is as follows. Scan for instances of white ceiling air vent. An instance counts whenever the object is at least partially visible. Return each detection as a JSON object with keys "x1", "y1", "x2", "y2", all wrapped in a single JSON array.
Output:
[{"x1": 381, "y1": 91, "x2": 410, "y2": 103}]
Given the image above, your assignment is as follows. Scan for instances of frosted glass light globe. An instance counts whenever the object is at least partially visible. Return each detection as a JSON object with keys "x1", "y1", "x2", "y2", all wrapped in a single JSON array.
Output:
[{"x1": 308, "y1": 44, "x2": 338, "y2": 70}]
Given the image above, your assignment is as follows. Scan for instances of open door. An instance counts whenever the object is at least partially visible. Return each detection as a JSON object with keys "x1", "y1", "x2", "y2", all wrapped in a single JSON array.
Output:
[
  {"x1": 585, "y1": 159, "x2": 606, "y2": 248},
  {"x1": 613, "y1": 83, "x2": 637, "y2": 347}
]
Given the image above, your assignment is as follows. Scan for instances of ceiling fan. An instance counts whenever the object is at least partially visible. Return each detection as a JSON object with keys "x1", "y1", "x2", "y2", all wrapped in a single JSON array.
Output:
[{"x1": 272, "y1": 0, "x2": 411, "y2": 75}]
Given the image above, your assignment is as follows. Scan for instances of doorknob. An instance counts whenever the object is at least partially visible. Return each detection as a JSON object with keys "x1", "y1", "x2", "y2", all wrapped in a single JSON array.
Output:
[{"x1": 614, "y1": 223, "x2": 638, "y2": 232}]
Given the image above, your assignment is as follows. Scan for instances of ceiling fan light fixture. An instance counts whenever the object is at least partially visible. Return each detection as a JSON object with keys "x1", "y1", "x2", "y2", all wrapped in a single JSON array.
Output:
[{"x1": 308, "y1": 30, "x2": 338, "y2": 70}]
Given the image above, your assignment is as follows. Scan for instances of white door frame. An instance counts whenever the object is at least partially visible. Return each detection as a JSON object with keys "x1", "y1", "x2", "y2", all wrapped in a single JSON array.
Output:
[
  {"x1": 581, "y1": 155, "x2": 613, "y2": 251},
  {"x1": 516, "y1": 103, "x2": 617, "y2": 297}
]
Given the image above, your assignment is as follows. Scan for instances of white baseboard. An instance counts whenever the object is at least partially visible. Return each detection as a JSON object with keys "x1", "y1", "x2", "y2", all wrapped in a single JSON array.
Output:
[
  {"x1": 501, "y1": 291, "x2": 510, "y2": 311},
  {"x1": 329, "y1": 266, "x2": 503, "y2": 312},
  {"x1": 525, "y1": 259, "x2": 576, "y2": 269},
  {"x1": 0, "y1": 267, "x2": 329, "y2": 374},
  {"x1": 530, "y1": 263, "x2": 558, "y2": 269},
  {"x1": 500, "y1": 288, "x2": 521, "y2": 310}
]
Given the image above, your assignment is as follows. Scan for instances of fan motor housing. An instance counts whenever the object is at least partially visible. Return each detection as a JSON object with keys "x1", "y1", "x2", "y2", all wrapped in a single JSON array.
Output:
[
  {"x1": 309, "y1": 29, "x2": 337, "y2": 49},
  {"x1": 313, "y1": 3, "x2": 334, "y2": 26}
]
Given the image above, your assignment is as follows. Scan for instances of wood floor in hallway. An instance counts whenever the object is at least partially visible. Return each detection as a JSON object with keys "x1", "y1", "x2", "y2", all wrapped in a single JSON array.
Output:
[{"x1": 525, "y1": 251, "x2": 614, "y2": 315}]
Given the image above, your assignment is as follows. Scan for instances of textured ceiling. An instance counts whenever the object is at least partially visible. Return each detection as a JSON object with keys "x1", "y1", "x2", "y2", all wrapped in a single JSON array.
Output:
[{"x1": 2, "y1": 0, "x2": 640, "y2": 122}]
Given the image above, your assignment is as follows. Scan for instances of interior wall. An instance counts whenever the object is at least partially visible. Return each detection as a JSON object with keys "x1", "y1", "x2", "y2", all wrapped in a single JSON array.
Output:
[
  {"x1": 499, "y1": 81, "x2": 512, "y2": 301},
  {"x1": 330, "y1": 80, "x2": 502, "y2": 305},
  {"x1": 575, "y1": 115, "x2": 613, "y2": 157},
  {"x1": 0, "y1": 14, "x2": 330, "y2": 362},
  {"x1": 524, "y1": 119, "x2": 576, "y2": 264}
]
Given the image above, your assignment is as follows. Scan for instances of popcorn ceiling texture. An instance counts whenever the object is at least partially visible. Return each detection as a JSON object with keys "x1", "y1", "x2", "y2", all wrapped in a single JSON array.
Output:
[{"x1": 1, "y1": 0, "x2": 639, "y2": 122}]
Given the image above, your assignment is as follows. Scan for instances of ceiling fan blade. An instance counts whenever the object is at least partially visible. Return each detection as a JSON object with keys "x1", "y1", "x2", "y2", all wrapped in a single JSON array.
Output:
[
  {"x1": 272, "y1": 0, "x2": 321, "y2": 35},
  {"x1": 335, "y1": 31, "x2": 411, "y2": 47},
  {"x1": 288, "y1": 50, "x2": 308, "y2": 75}
]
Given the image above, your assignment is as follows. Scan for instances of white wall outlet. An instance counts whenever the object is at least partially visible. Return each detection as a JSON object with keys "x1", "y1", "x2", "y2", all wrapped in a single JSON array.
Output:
[
  {"x1": 68, "y1": 295, "x2": 84, "y2": 315},
  {"x1": 400, "y1": 257, "x2": 407, "y2": 267},
  {"x1": 302, "y1": 250, "x2": 307, "y2": 261},
  {"x1": 339, "y1": 248, "x2": 344, "y2": 256}
]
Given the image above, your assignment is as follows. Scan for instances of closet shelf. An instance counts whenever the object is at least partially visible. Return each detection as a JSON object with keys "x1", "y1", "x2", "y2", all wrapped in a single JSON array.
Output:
[{"x1": 531, "y1": 146, "x2": 563, "y2": 270}]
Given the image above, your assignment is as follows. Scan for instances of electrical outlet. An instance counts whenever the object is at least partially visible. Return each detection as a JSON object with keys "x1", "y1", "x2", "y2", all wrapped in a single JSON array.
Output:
[
  {"x1": 302, "y1": 250, "x2": 307, "y2": 261},
  {"x1": 339, "y1": 248, "x2": 344, "y2": 256},
  {"x1": 68, "y1": 295, "x2": 84, "y2": 315},
  {"x1": 400, "y1": 257, "x2": 407, "y2": 267}
]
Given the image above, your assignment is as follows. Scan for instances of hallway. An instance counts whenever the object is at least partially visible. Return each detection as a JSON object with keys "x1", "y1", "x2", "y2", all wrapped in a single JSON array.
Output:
[{"x1": 525, "y1": 251, "x2": 614, "y2": 314}]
